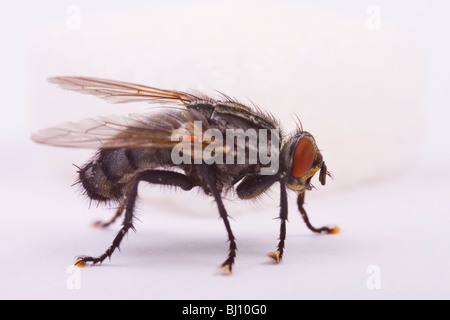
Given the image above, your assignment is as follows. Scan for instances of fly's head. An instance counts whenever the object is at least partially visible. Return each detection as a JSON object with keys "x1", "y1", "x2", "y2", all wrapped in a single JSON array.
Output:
[{"x1": 280, "y1": 131, "x2": 329, "y2": 192}]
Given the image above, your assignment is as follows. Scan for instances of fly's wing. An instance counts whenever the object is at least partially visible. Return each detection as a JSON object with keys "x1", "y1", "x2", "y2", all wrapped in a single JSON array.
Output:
[
  {"x1": 31, "y1": 109, "x2": 209, "y2": 150},
  {"x1": 35, "y1": 76, "x2": 266, "y2": 159},
  {"x1": 47, "y1": 76, "x2": 211, "y2": 105},
  {"x1": 34, "y1": 77, "x2": 213, "y2": 150}
]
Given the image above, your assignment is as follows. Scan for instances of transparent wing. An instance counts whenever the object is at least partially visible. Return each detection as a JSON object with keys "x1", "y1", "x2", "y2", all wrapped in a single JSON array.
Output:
[
  {"x1": 48, "y1": 76, "x2": 209, "y2": 105},
  {"x1": 31, "y1": 109, "x2": 209, "y2": 149}
]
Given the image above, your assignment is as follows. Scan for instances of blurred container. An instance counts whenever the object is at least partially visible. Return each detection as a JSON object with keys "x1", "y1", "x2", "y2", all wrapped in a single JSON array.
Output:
[{"x1": 27, "y1": 2, "x2": 425, "y2": 196}]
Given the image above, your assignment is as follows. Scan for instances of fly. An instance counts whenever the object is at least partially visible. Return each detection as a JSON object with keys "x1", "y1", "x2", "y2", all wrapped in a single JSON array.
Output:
[{"x1": 32, "y1": 76, "x2": 339, "y2": 274}]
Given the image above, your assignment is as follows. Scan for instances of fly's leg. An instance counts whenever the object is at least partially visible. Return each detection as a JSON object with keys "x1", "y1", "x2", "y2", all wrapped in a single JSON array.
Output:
[
  {"x1": 75, "y1": 170, "x2": 193, "y2": 267},
  {"x1": 197, "y1": 164, "x2": 236, "y2": 275},
  {"x1": 236, "y1": 174, "x2": 281, "y2": 200},
  {"x1": 92, "y1": 196, "x2": 127, "y2": 228},
  {"x1": 75, "y1": 178, "x2": 139, "y2": 267},
  {"x1": 236, "y1": 175, "x2": 290, "y2": 263},
  {"x1": 297, "y1": 191, "x2": 339, "y2": 234},
  {"x1": 268, "y1": 180, "x2": 288, "y2": 264}
]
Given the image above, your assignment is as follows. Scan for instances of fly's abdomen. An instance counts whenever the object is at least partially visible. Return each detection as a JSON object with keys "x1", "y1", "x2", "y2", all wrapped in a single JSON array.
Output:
[
  {"x1": 79, "y1": 161, "x2": 119, "y2": 201},
  {"x1": 78, "y1": 148, "x2": 174, "y2": 201}
]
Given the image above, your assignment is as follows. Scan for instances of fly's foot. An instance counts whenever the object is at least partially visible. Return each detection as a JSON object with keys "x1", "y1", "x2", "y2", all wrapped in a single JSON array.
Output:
[
  {"x1": 219, "y1": 238, "x2": 236, "y2": 275},
  {"x1": 220, "y1": 263, "x2": 233, "y2": 275},
  {"x1": 320, "y1": 226, "x2": 340, "y2": 234},
  {"x1": 267, "y1": 251, "x2": 281, "y2": 264},
  {"x1": 74, "y1": 258, "x2": 87, "y2": 268},
  {"x1": 220, "y1": 254, "x2": 235, "y2": 275},
  {"x1": 75, "y1": 257, "x2": 99, "y2": 268},
  {"x1": 74, "y1": 254, "x2": 107, "y2": 267},
  {"x1": 329, "y1": 226, "x2": 340, "y2": 234}
]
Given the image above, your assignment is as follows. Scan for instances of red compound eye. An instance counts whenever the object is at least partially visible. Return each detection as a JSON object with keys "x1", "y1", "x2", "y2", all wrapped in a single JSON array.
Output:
[{"x1": 292, "y1": 137, "x2": 315, "y2": 178}]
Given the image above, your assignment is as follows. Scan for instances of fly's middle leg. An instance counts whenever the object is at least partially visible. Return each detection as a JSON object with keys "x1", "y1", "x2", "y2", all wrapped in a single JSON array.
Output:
[
  {"x1": 197, "y1": 164, "x2": 237, "y2": 275},
  {"x1": 268, "y1": 179, "x2": 288, "y2": 263}
]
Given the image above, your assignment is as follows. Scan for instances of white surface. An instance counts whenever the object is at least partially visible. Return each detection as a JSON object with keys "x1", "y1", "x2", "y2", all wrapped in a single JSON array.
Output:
[
  {"x1": 1, "y1": 0, "x2": 450, "y2": 300},
  {"x1": 0, "y1": 159, "x2": 449, "y2": 299}
]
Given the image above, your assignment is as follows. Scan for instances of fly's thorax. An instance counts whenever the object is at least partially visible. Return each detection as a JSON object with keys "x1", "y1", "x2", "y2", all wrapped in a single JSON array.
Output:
[
  {"x1": 281, "y1": 131, "x2": 324, "y2": 191},
  {"x1": 181, "y1": 100, "x2": 283, "y2": 175}
]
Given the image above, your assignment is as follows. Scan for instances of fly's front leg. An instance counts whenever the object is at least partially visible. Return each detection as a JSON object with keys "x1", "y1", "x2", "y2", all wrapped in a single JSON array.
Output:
[
  {"x1": 75, "y1": 170, "x2": 193, "y2": 267},
  {"x1": 236, "y1": 174, "x2": 281, "y2": 200},
  {"x1": 297, "y1": 191, "x2": 339, "y2": 234},
  {"x1": 267, "y1": 179, "x2": 288, "y2": 264},
  {"x1": 236, "y1": 174, "x2": 288, "y2": 263}
]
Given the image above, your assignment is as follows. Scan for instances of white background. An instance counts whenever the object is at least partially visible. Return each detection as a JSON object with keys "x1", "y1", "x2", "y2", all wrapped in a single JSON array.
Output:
[{"x1": 1, "y1": 0, "x2": 449, "y2": 299}]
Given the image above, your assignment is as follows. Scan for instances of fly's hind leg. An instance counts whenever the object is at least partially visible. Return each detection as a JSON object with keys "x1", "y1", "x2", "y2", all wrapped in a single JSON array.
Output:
[
  {"x1": 75, "y1": 170, "x2": 193, "y2": 267},
  {"x1": 75, "y1": 178, "x2": 139, "y2": 267},
  {"x1": 297, "y1": 191, "x2": 339, "y2": 235}
]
